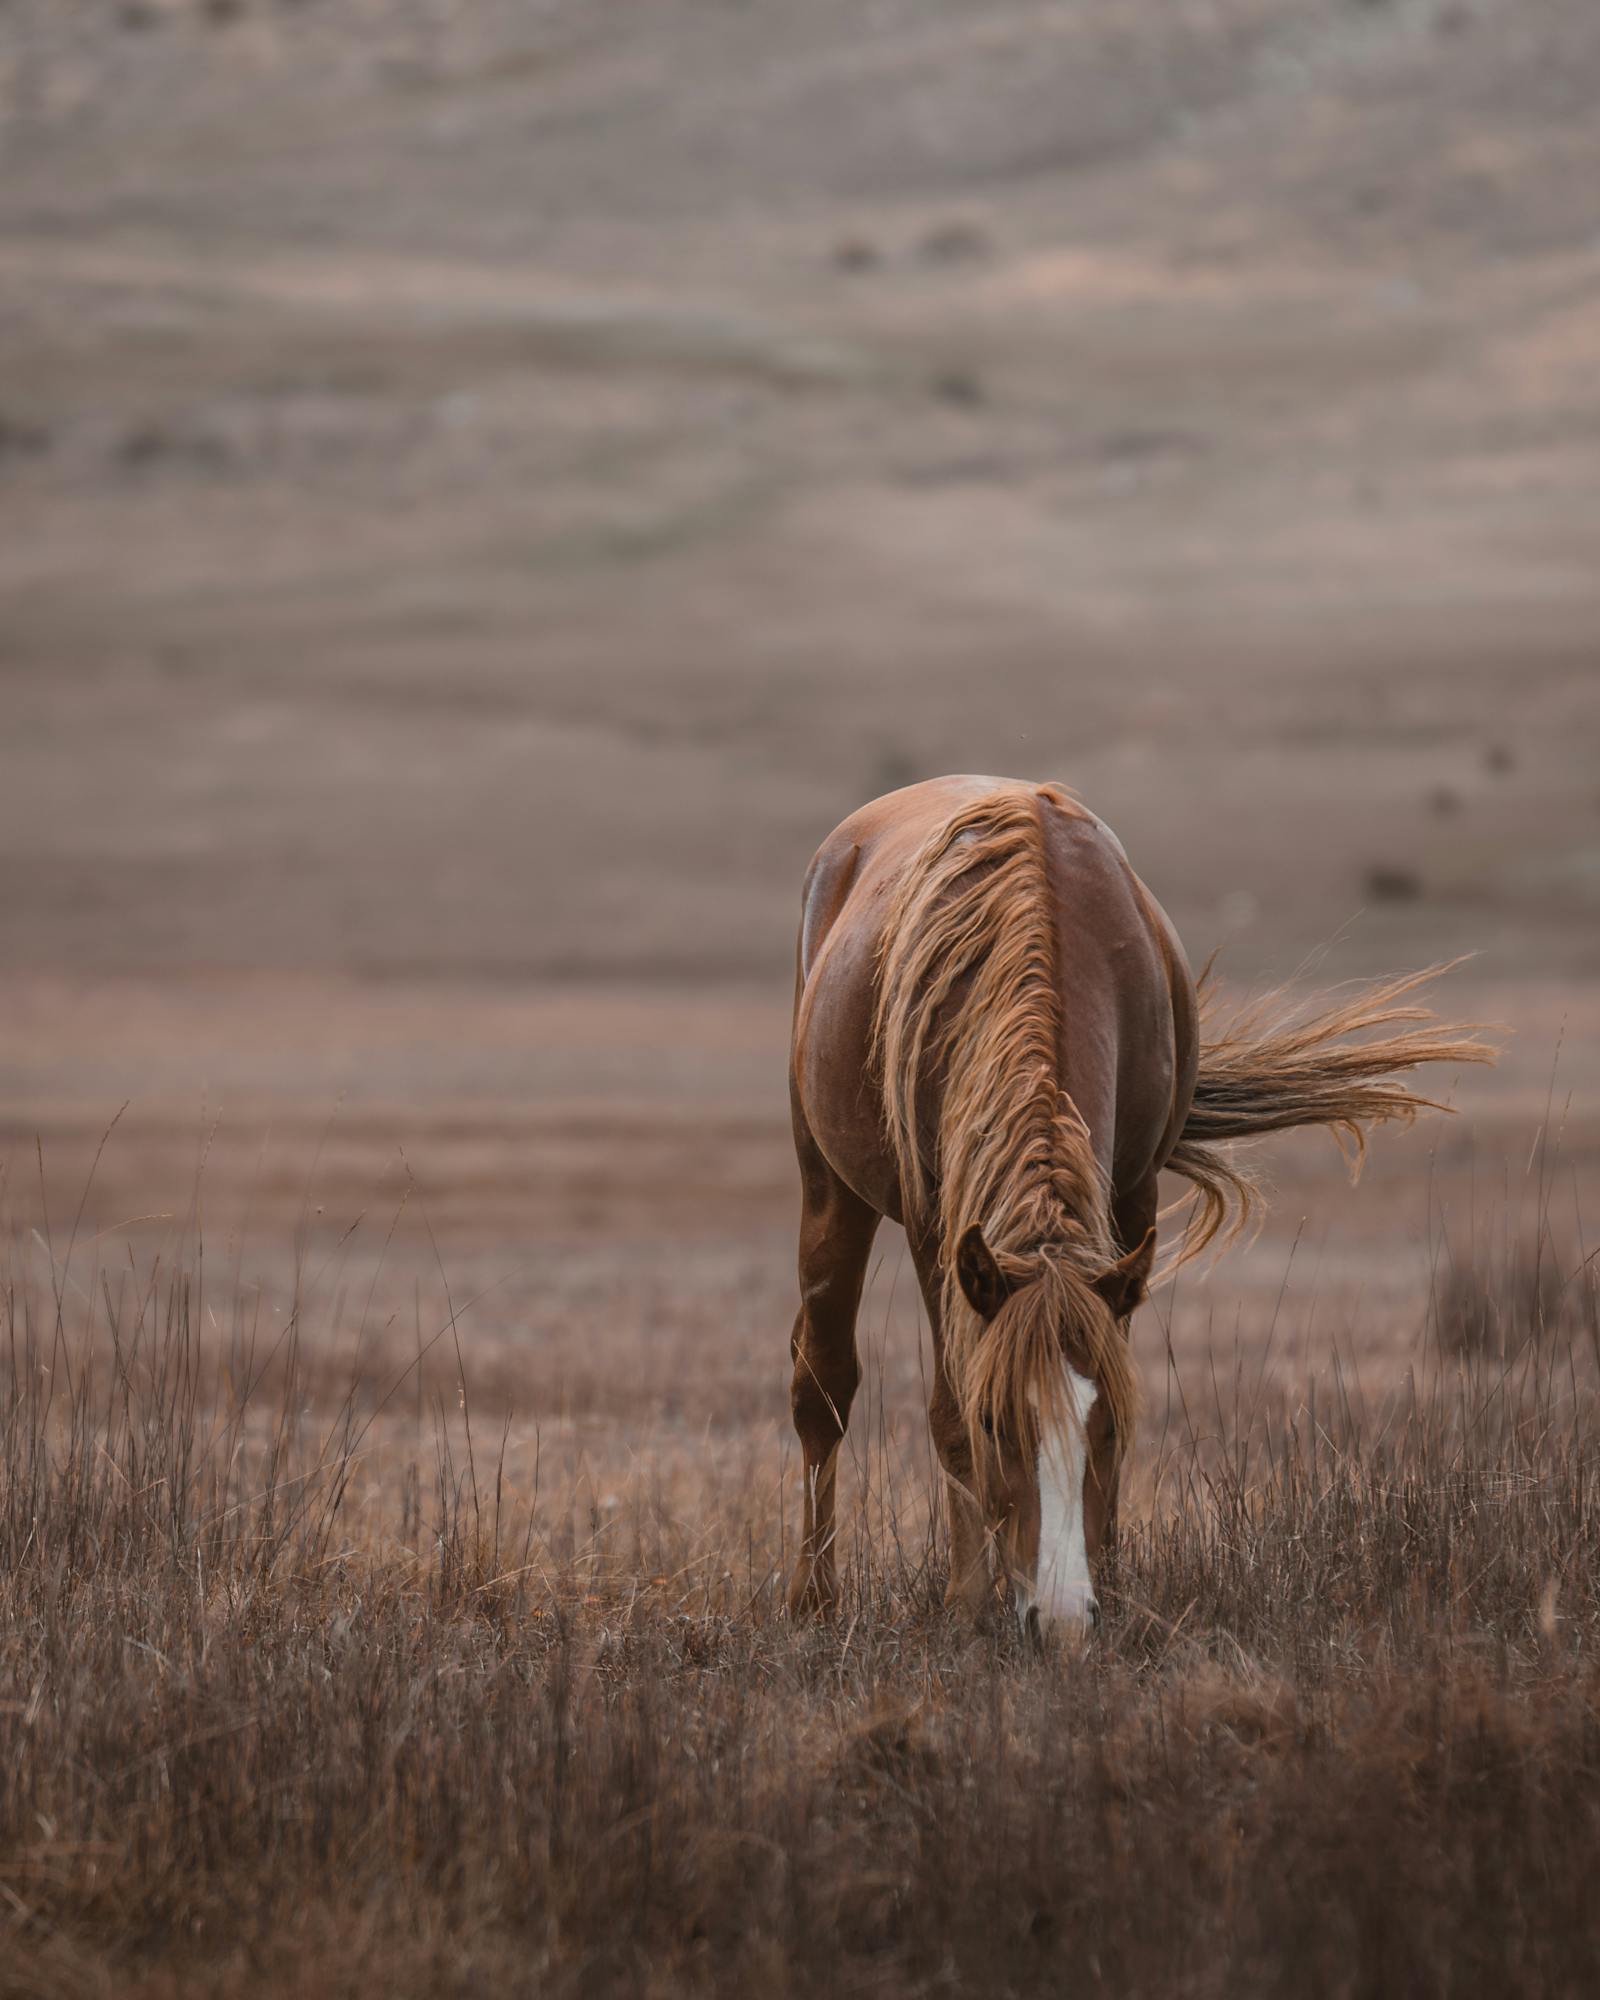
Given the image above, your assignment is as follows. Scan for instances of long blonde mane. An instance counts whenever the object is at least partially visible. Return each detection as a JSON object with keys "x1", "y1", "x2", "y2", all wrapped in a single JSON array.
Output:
[{"x1": 872, "y1": 787, "x2": 1138, "y2": 1462}]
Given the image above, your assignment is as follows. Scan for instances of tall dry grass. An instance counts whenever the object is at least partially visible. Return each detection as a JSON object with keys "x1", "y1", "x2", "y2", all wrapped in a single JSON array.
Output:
[{"x1": 3, "y1": 1153, "x2": 1599, "y2": 1998}]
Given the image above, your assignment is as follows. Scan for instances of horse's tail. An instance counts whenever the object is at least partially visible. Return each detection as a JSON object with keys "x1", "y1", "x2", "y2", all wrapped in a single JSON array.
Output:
[{"x1": 1165, "y1": 964, "x2": 1495, "y2": 1265}]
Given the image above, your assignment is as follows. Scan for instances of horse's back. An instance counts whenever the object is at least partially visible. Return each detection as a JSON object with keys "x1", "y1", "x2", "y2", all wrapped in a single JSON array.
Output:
[
  {"x1": 791, "y1": 777, "x2": 1195, "y2": 1219},
  {"x1": 1030, "y1": 784, "x2": 1197, "y2": 1188}
]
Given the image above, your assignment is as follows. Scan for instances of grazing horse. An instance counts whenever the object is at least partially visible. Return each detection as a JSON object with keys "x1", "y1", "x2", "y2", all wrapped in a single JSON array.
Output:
[{"x1": 786, "y1": 776, "x2": 1487, "y2": 1640}]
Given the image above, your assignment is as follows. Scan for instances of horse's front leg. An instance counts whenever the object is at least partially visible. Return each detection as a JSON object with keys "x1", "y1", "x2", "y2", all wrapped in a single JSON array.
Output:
[
  {"x1": 929, "y1": 1358, "x2": 994, "y2": 1619},
  {"x1": 786, "y1": 1121, "x2": 879, "y2": 1621},
  {"x1": 1099, "y1": 1178, "x2": 1160, "y2": 1559},
  {"x1": 911, "y1": 1238, "x2": 994, "y2": 1621}
]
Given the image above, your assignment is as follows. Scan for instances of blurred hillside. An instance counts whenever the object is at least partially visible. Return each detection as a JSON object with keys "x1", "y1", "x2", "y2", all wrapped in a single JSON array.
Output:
[{"x1": 2, "y1": 0, "x2": 1598, "y2": 984}]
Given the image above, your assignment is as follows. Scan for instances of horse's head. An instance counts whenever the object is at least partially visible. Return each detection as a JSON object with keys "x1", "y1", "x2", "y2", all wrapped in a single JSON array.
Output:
[{"x1": 953, "y1": 1222, "x2": 1154, "y2": 1646}]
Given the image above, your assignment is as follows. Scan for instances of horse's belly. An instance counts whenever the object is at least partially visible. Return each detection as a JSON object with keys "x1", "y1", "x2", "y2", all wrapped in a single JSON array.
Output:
[{"x1": 792, "y1": 915, "x2": 904, "y2": 1223}]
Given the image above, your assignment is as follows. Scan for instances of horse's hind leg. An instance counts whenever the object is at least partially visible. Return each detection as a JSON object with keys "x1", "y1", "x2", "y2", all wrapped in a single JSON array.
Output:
[{"x1": 787, "y1": 1117, "x2": 879, "y2": 1621}]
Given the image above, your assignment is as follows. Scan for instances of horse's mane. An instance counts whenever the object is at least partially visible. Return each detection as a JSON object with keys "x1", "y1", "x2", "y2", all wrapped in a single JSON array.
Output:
[{"x1": 872, "y1": 787, "x2": 1138, "y2": 1464}]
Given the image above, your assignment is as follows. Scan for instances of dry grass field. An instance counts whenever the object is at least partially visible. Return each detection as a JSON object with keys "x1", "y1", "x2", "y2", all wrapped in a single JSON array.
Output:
[
  {"x1": 4, "y1": 0, "x2": 1600, "y2": 1992},
  {"x1": 3, "y1": 1134, "x2": 1599, "y2": 1997},
  {"x1": 3, "y1": 979, "x2": 1597, "y2": 1994}
]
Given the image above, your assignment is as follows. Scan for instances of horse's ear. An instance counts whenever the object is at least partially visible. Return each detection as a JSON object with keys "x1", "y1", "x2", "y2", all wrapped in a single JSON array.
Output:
[
  {"x1": 955, "y1": 1224, "x2": 1012, "y2": 1320},
  {"x1": 1092, "y1": 1226, "x2": 1157, "y2": 1320}
]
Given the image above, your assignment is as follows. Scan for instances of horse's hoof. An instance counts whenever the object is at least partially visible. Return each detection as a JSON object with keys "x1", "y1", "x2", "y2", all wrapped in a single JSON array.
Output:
[
  {"x1": 786, "y1": 1568, "x2": 839, "y2": 1623},
  {"x1": 943, "y1": 1588, "x2": 1003, "y2": 1639}
]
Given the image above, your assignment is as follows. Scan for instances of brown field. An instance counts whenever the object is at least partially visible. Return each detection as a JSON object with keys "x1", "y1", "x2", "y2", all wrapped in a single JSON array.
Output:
[{"x1": 4, "y1": 0, "x2": 1600, "y2": 1992}]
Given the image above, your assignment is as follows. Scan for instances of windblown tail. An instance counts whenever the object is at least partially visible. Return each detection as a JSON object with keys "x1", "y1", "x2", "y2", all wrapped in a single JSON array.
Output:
[{"x1": 1165, "y1": 965, "x2": 1495, "y2": 1264}]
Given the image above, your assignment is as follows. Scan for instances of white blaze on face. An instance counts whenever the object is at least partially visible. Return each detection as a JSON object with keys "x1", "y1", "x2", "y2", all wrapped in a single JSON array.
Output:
[{"x1": 1019, "y1": 1366, "x2": 1100, "y2": 1639}]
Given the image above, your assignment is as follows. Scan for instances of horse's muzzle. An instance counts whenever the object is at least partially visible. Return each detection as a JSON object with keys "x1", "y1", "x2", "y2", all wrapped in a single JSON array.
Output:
[{"x1": 1020, "y1": 1595, "x2": 1099, "y2": 1653}]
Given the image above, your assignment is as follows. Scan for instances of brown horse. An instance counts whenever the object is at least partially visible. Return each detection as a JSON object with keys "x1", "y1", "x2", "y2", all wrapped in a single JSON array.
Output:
[{"x1": 786, "y1": 776, "x2": 1488, "y2": 1641}]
